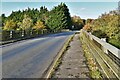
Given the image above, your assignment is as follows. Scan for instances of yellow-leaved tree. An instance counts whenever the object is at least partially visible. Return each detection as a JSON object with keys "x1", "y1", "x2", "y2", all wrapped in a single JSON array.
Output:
[
  {"x1": 21, "y1": 14, "x2": 33, "y2": 36},
  {"x1": 4, "y1": 20, "x2": 16, "y2": 31},
  {"x1": 33, "y1": 20, "x2": 46, "y2": 34}
]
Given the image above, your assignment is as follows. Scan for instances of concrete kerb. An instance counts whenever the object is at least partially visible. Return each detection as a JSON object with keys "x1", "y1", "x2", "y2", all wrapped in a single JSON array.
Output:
[{"x1": 43, "y1": 33, "x2": 75, "y2": 78}]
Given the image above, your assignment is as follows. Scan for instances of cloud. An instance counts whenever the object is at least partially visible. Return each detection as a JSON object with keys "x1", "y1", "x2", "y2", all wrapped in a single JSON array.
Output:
[{"x1": 79, "y1": 8, "x2": 86, "y2": 11}]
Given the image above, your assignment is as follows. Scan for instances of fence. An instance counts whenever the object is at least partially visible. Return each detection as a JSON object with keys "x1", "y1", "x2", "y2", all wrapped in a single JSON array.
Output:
[
  {"x1": 0, "y1": 29, "x2": 56, "y2": 45},
  {"x1": 80, "y1": 29, "x2": 120, "y2": 79},
  {"x1": 1, "y1": 29, "x2": 51, "y2": 41}
]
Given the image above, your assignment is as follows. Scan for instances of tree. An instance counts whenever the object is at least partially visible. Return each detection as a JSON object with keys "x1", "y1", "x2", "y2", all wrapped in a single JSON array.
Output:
[
  {"x1": 3, "y1": 20, "x2": 16, "y2": 31},
  {"x1": 105, "y1": 15, "x2": 120, "y2": 39},
  {"x1": 33, "y1": 20, "x2": 46, "y2": 30},
  {"x1": 86, "y1": 10, "x2": 120, "y2": 48},
  {"x1": 1, "y1": 14, "x2": 6, "y2": 27},
  {"x1": 1, "y1": 3, "x2": 73, "y2": 39},
  {"x1": 72, "y1": 15, "x2": 84, "y2": 30},
  {"x1": 40, "y1": 6, "x2": 48, "y2": 14},
  {"x1": 83, "y1": 24, "x2": 91, "y2": 32},
  {"x1": 46, "y1": 3, "x2": 72, "y2": 32},
  {"x1": 21, "y1": 14, "x2": 33, "y2": 36},
  {"x1": 59, "y1": 3, "x2": 72, "y2": 29},
  {"x1": 86, "y1": 18, "x2": 93, "y2": 24}
]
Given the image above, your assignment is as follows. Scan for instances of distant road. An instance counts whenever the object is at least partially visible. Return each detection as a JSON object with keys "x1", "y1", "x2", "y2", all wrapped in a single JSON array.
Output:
[{"x1": 1, "y1": 31, "x2": 74, "y2": 78}]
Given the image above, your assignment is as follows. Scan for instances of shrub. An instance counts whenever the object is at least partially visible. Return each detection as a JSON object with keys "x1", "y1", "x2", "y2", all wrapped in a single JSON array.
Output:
[
  {"x1": 92, "y1": 30, "x2": 107, "y2": 38},
  {"x1": 108, "y1": 39, "x2": 120, "y2": 49}
]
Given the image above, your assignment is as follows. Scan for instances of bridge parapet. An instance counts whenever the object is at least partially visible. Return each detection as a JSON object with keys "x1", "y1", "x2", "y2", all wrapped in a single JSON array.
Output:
[
  {"x1": 80, "y1": 29, "x2": 120, "y2": 79},
  {"x1": 81, "y1": 29, "x2": 120, "y2": 60}
]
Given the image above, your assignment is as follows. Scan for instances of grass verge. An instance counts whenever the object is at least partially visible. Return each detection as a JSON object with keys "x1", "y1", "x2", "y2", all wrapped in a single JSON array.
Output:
[{"x1": 80, "y1": 33, "x2": 102, "y2": 79}]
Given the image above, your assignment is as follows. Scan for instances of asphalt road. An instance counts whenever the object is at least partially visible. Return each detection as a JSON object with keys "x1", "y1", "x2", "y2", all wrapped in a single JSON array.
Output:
[{"x1": 1, "y1": 31, "x2": 74, "y2": 78}]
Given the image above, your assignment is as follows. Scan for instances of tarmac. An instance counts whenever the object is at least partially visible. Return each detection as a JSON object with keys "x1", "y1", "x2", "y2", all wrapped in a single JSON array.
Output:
[{"x1": 53, "y1": 34, "x2": 90, "y2": 78}]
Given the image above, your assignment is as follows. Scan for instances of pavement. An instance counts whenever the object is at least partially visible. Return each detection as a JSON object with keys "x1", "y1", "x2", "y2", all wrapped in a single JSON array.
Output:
[
  {"x1": 1, "y1": 31, "x2": 74, "y2": 78},
  {"x1": 53, "y1": 34, "x2": 90, "y2": 78}
]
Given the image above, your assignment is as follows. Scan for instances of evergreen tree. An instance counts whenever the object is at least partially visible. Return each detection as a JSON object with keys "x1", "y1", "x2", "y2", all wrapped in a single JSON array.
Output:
[
  {"x1": 1, "y1": 14, "x2": 6, "y2": 27},
  {"x1": 46, "y1": 3, "x2": 72, "y2": 32}
]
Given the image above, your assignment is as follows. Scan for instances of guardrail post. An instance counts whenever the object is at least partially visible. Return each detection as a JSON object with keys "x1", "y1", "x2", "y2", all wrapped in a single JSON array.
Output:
[{"x1": 10, "y1": 30, "x2": 13, "y2": 39}]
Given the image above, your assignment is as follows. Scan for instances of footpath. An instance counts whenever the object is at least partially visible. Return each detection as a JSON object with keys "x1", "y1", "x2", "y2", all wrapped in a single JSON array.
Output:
[{"x1": 52, "y1": 34, "x2": 90, "y2": 78}]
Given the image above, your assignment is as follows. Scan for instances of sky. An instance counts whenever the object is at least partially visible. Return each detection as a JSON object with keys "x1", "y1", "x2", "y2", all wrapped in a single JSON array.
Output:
[
  {"x1": 1, "y1": 1, "x2": 119, "y2": 19},
  {"x1": 1, "y1": 0, "x2": 120, "y2": 2}
]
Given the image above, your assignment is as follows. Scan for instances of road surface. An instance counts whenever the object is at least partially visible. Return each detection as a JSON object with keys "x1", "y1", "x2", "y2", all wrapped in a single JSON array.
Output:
[{"x1": 1, "y1": 31, "x2": 74, "y2": 78}]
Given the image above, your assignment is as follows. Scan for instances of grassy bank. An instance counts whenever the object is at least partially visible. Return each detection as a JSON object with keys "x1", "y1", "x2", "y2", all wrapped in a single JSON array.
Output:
[{"x1": 79, "y1": 33, "x2": 102, "y2": 79}]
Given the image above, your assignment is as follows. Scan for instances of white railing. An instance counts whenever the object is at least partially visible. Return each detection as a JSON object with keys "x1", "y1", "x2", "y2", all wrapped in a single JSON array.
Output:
[{"x1": 82, "y1": 30, "x2": 120, "y2": 59}]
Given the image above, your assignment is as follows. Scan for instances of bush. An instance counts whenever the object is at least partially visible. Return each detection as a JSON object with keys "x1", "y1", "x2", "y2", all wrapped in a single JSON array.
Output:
[
  {"x1": 2, "y1": 30, "x2": 10, "y2": 41},
  {"x1": 92, "y1": 30, "x2": 107, "y2": 38},
  {"x1": 108, "y1": 39, "x2": 120, "y2": 49}
]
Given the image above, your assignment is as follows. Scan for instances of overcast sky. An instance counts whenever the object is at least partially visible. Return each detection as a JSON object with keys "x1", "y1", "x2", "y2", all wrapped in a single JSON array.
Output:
[{"x1": 1, "y1": 1, "x2": 119, "y2": 19}]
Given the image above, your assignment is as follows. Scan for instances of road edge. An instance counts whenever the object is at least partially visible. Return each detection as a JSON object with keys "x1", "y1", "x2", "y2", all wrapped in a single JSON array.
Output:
[{"x1": 43, "y1": 33, "x2": 75, "y2": 78}]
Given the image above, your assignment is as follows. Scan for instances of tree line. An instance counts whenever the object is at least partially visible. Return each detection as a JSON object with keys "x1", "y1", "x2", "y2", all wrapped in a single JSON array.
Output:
[
  {"x1": 1, "y1": 3, "x2": 73, "y2": 41},
  {"x1": 83, "y1": 10, "x2": 120, "y2": 49},
  {"x1": 71, "y1": 15, "x2": 85, "y2": 30}
]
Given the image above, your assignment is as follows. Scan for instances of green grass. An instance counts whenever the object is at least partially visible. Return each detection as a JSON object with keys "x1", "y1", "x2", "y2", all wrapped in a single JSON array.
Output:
[
  {"x1": 80, "y1": 33, "x2": 102, "y2": 79},
  {"x1": 0, "y1": 27, "x2": 2, "y2": 34}
]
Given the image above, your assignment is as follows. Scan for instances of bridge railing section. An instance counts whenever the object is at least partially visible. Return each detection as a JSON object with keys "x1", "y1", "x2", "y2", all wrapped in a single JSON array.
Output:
[
  {"x1": 0, "y1": 29, "x2": 60, "y2": 45},
  {"x1": 80, "y1": 29, "x2": 120, "y2": 79}
]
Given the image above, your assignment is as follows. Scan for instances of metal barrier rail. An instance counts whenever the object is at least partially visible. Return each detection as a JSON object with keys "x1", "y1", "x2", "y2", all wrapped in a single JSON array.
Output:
[{"x1": 81, "y1": 29, "x2": 120, "y2": 79}]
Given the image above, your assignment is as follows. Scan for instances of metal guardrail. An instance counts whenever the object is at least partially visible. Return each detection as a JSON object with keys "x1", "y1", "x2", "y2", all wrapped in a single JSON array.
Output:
[{"x1": 80, "y1": 29, "x2": 120, "y2": 79}]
